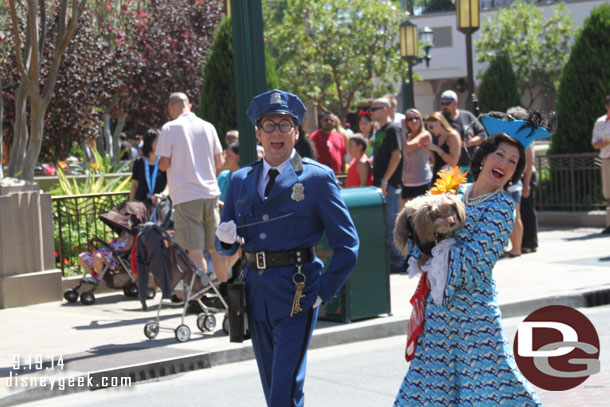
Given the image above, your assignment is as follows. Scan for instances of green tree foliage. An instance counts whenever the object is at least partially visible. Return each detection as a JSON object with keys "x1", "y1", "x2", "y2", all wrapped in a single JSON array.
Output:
[
  {"x1": 475, "y1": 0, "x2": 576, "y2": 108},
  {"x1": 199, "y1": 17, "x2": 279, "y2": 143},
  {"x1": 477, "y1": 54, "x2": 521, "y2": 113},
  {"x1": 263, "y1": 0, "x2": 408, "y2": 122},
  {"x1": 553, "y1": 4, "x2": 610, "y2": 154},
  {"x1": 265, "y1": 47, "x2": 279, "y2": 91},
  {"x1": 199, "y1": 17, "x2": 235, "y2": 141}
]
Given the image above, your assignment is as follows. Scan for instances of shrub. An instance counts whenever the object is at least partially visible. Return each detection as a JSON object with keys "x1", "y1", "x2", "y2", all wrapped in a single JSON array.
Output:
[
  {"x1": 553, "y1": 4, "x2": 610, "y2": 154},
  {"x1": 199, "y1": 17, "x2": 279, "y2": 144},
  {"x1": 477, "y1": 54, "x2": 522, "y2": 113},
  {"x1": 199, "y1": 17, "x2": 236, "y2": 142},
  {"x1": 55, "y1": 148, "x2": 131, "y2": 196}
]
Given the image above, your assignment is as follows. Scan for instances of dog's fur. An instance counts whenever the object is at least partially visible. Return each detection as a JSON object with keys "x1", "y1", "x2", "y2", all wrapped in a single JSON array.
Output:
[{"x1": 393, "y1": 193, "x2": 466, "y2": 265}]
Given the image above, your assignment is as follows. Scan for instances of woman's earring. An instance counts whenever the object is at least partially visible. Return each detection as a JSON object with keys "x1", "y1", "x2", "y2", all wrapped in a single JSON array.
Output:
[{"x1": 479, "y1": 165, "x2": 483, "y2": 170}]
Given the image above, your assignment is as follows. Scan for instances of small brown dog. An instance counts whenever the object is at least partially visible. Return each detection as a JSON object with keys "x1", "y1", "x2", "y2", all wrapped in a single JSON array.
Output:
[{"x1": 393, "y1": 193, "x2": 466, "y2": 266}]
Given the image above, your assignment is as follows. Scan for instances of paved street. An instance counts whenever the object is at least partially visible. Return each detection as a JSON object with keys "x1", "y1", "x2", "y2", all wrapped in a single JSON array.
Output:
[
  {"x1": 1, "y1": 226, "x2": 609, "y2": 406},
  {"x1": 14, "y1": 305, "x2": 610, "y2": 407}
]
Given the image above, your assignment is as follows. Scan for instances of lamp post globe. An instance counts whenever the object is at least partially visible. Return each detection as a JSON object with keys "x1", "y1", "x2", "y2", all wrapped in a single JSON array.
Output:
[{"x1": 419, "y1": 26, "x2": 434, "y2": 68}]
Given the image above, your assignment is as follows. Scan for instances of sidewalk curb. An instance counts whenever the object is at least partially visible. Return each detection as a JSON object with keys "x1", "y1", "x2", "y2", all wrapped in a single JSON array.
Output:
[{"x1": 3, "y1": 285, "x2": 610, "y2": 406}]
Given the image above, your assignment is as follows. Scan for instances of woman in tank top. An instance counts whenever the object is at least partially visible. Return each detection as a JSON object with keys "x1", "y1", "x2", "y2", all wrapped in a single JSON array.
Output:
[
  {"x1": 401, "y1": 108, "x2": 433, "y2": 205},
  {"x1": 421, "y1": 112, "x2": 461, "y2": 184}
]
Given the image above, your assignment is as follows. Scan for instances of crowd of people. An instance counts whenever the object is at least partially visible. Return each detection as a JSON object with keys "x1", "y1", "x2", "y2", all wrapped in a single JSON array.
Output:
[
  {"x1": 301, "y1": 90, "x2": 540, "y2": 270},
  {"x1": 113, "y1": 89, "x2": 544, "y2": 286},
  {"x1": 86, "y1": 87, "x2": 607, "y2": 407}
]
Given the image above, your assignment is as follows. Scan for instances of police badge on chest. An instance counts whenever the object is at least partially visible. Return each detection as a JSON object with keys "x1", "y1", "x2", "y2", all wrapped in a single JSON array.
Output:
[{"x1": 291, "y1": 183, "x2": 305, "y2": 202}]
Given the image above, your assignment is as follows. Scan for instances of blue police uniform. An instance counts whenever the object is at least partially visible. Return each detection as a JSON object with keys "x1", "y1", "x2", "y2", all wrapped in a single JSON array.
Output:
[{"x1": 215, "y1": 90, "x2": 359, "y2": 406}]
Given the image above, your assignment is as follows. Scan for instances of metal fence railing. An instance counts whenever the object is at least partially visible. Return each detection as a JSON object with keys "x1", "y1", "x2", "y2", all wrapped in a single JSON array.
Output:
[
  {"x1": 535, "y1": 153, "x2": 606, "y2": 211},
  {"x1": 50, "y1": 154, "x2": 605, "y2": 273},
  {"x1": 52, "y1": 192, "x2": 130, "y2": 274}
]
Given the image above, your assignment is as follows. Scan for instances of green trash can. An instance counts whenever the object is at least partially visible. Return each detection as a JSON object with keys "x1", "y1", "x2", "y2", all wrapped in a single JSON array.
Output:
[{"x1": 317, "y1": 186, "x2": 391, "y2": 322}]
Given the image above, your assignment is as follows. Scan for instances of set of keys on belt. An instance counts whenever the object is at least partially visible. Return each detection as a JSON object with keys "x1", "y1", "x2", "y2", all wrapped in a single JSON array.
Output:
[{"x1": 290, "y1": 265, "x2": 306, "y2": 317}]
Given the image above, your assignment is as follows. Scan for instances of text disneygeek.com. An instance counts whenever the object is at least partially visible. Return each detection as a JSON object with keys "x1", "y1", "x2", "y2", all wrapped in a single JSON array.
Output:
[{"x1": 6, "y1": 372, "x2": 132, "y2": 391}]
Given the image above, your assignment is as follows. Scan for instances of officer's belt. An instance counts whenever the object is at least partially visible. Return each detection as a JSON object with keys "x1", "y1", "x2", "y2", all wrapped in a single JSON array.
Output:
[{"x1": 244, "y1": 248, "x2": 315, "y2": 270}]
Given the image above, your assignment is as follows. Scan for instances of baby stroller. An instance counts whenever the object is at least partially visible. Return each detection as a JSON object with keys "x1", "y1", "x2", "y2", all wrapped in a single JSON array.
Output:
[
  {"x1": 63, "y1": 201, "x2": 155, "y2": 305},
  {"x1": 136, "y1": 224, "x2": 229, "y2": 343}
]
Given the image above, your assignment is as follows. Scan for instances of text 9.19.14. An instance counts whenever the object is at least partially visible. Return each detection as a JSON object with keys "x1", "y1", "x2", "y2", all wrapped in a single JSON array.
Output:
[{"x1": 12, "y1": 354, "x2": 64, "y2": 371}]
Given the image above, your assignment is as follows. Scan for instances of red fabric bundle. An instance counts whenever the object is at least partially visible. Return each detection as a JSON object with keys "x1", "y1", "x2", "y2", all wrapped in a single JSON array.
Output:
[{"x1": 405, "y1": 272, "x2": 430, "y2": 362}]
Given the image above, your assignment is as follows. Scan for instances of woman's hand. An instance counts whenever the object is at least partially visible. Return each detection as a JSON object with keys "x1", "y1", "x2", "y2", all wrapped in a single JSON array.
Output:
[
  {"x1": 420, "y1": 140, "x2": 440, "y2": 154},
  {"x1": 418, "y1": 139, "x2": 430, "y2": 150},
  {"x1": 151, "y1": 193, "x2": 166, "y2": 205}
]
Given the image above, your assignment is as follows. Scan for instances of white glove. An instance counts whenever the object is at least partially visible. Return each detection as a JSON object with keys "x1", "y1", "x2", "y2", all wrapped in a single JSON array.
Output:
[
  {"x1": 313, "y1": 296, "x2": 323, "y2": 308},
  {"x1": 216, "y1": 221, "x2": 237, "y2": 244}
]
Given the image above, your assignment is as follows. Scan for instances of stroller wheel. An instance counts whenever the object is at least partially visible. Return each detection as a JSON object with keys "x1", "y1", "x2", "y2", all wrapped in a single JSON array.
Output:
[
  {"x1": 222, "y1": 315, "x2": 230, "y2": 335},
  {"x1": 175, "y1": 324, "x2": 191, "y2": 342},
  {"x1": 144, "y1": 321, "x2": 159, "y2": 339},
  {"x1": 196, "y1": 314, "x2": 216, "y2": 332},
  {"x1": 64, "y1": 289, "x2": 78, "y2": 303},
  {"x1": 123, "y1": 283, "x2": 138, "y2": 297},
  {"x1": 146, "y1": 287, "x2": 156, "y2": 300},
  {"x1": 80, "y1": 291, "x2": 95, "y2": 305}
]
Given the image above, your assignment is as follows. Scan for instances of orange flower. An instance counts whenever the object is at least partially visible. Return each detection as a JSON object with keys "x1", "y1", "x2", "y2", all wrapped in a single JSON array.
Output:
[
  {"x1": 58, "y1": 161, "x2": 68, "y2": 169},
  {"x1": 90, "y1": 162, "x2": 102, "y2": 171},
  {"x1": 429, "y1": 166, "x2": 468, "y2": 195}
]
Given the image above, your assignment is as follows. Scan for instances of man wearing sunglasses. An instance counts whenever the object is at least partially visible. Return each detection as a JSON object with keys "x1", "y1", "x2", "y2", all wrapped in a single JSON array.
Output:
[
  {"x1": 439, "y1": 90, "x2": 486, "y2": 173},
  {"x1": 215, "y1": 89, "x2": 359, "y2": 407},
  {"x1": 370, "y1": 97, "x2": 404, "y2": 274}
]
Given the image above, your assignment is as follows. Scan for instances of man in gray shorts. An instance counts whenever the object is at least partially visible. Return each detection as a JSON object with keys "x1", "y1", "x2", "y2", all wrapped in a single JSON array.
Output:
[{"x1": 157, "y1": 92, "x2": 229, "y2": 281}]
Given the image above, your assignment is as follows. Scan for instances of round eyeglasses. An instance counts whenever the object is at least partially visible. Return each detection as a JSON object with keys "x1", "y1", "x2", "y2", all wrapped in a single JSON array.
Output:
[{"x1": 260, "y1": 119, "x2": 296, "y2": 134}]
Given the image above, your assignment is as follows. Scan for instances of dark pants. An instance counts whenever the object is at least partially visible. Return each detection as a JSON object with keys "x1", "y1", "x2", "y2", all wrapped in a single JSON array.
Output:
[{"x1": 520, "y1": 171, "x2": 538, "y2": 250}]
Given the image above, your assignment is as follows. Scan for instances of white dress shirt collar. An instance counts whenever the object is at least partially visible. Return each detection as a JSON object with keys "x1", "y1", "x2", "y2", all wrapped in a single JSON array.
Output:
[{"x1": 259, "y1": 149, "x2": 296, "y2": 199}]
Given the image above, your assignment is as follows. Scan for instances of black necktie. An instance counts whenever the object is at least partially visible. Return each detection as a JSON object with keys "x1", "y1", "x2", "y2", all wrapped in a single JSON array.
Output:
[{"x1": 264, "y1": 169, "x2": 279, "y2": 197}]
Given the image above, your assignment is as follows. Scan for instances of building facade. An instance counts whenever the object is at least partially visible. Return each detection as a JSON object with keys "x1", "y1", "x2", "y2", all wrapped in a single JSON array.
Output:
[{"x1": 398, "y1": 0, "x2": 607, "y2": 116}]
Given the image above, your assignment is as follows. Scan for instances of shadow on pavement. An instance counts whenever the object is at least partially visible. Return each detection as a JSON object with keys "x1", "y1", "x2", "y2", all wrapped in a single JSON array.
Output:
[
  {"x1": 564, "y1": 232, "x2": 610, "y2": 241},
  {"x1": 0, "y1": 326, "x2": 227, "y2": 379}
]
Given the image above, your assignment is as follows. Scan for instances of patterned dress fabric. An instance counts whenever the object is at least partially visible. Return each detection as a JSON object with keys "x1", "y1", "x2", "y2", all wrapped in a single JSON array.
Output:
[
  {"x1": 395, "y1": 186, "x2": 541, "y2": 406},
  {"x1": 80, "y1": 234, "x2": 129, "y2": 270}
]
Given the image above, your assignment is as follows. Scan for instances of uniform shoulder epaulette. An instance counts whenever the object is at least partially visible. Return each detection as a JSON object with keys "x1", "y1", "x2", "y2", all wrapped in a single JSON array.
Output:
[
  {"x1": 246, "y1": 159, "x2": 263, "y2": 175},
  {"x1": 301, "y1": 157, "x2": 324, "y2": 168},
  {"x1": 301, "y1": 157, "x2": 334, "y2": 172}
]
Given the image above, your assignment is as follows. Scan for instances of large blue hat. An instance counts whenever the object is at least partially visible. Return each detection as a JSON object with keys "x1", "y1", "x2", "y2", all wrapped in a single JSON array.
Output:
[
  {"x1": 246, "y1": 89, "x2": 307, "y2": 126},
  {"x1": 480, "y1": 115, "x2": 551, "y2": 151}
]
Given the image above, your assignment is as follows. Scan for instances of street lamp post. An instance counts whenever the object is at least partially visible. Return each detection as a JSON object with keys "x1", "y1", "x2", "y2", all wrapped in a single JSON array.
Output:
[
  {"x1": 230, "y1": 0, "x2": 266, "y2": 165},
  {"x1": 400, "y1": 20, "x2": 418, "y2": 109},
  {"x1": 456, "y1": 0, "x2": 480, "y2": 113},
  {"x1": 400, "y1": 21, "x2": 434, "y2": 110}
]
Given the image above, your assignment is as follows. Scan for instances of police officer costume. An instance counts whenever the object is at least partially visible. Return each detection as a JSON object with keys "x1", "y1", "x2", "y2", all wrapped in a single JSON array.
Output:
[{"x1": 215, "y1": 90, "x2": 359, "y2": 406}]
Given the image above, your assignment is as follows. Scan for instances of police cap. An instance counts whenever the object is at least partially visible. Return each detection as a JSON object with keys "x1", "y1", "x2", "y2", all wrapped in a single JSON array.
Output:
[{"x1": 247, "y1": 89, "x2": 307, "y2": 126}]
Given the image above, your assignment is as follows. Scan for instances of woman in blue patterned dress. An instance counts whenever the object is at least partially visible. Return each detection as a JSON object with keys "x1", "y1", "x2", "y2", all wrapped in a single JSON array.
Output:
[{"x1": 394, "y1": 132, "x2": 542, "y2": 406}]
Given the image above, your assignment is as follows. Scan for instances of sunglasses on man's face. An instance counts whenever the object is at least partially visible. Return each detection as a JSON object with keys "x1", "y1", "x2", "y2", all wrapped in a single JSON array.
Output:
[{"x1": 440, "y1": 101, "x2": 453, "y2": 106}]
